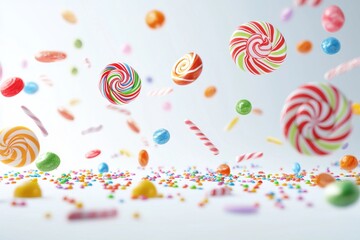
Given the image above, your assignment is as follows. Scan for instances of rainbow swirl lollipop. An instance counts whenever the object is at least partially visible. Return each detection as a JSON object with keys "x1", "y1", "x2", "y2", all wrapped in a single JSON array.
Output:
[{"x1": 99, "y1": 63, "x2": 142, "y2": 105}]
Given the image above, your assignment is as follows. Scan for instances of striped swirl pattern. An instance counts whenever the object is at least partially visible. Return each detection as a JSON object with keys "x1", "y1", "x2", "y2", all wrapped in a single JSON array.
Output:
[
  {"x1": 0, "y1": 126, "x2": 40, "y2": 167},
  {"x1": 281, "y1": 82, "x2": 352, "y2": 155},
  {"x1": 99, "y1": 63, "x2": 141, "y2": 105},
  {"x1": 171, "y1": 52, "x2": 203, "y2": 85},
  {"x1": 229, "y1": 21, "x2": 287, "y2": 75}
]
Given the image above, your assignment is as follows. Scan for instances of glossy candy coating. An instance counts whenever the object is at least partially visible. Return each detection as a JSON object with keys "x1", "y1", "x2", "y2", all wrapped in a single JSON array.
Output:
[
  {"x1": 340, "y1": 155, "x2": 358, "y2": 171},
  {"x1": 316, "y1": 173, "x2": 335, "y2": 188},
  {"x1": 217, "y1": 164, "x2": 231, "y2": 176},
  {"x1": 24, "y1": 82, "x2": 39, "y2": 94},
  {"x1": 138, "y1": 150, "x2": 149, "y2": 167},
  {"x1": 35, "y1": 152, "x2": 61, "y2": 172},
  {"x1": 322, "y1": 37, "x2": 341, "y2": 55},
  {"x1": 145, "y1": 10, "x2": 165, "y2": 29},
  {"x1": 14, "y1": 179, "x2": 42, "y2": 198},
  {"x1": 0, "y1": 77, "x2": 24, "y2": 97},
  {"x1": 132, "y1": 180, "x2": 158, "y2": 198},
  {"x1": 325, "y1": 181, "x2": 359, "y2": 207},
  {"x1": 153, "y1": 128, "x2": 170, "y2": 145},
  {"x1": 98, "y1": 162, "x2": 109, "y2": 173},
  {"x1": 236, "y1": 99, "x2": 252, "y2": 115},
  {"x1": 322, "y1": 5, "x2": 345, "y2": 32}
]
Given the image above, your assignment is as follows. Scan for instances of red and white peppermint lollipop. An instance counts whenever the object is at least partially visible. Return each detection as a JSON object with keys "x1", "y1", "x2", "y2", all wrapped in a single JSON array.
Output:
[
  {"x1": 281, "y1": 82, "x2": 352, "y2": 155},
  {"x1": 229, "y1": 21, "x2": 287, "y2": 75}
]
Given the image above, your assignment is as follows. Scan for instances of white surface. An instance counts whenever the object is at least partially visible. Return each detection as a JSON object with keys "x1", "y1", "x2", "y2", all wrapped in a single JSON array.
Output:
[{"x1": 0, "y1": 0, "x2": 359, "y2": 239}]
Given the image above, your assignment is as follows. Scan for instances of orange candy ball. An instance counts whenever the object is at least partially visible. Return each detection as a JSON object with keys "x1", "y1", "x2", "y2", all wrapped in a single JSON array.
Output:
[
  {"x1": 340, "y1": 155, "x2": 358, "y2": 171},
  {"x1": 145, "y1": 10, "x2": 165, "y2": 29},
  {"x1": 216, "y1": 164, "x2": 231, "y2": 176},
  {"x1": 315, "y1": 173, "x2": 335, "y2": 188},
  {"x1": 297, "y1": 40, "x2": 312, "y2": 53},
  {"x1": 138, "y1": 150, "x2": 149, "y2": 167},
  {"x1": 204, "y1": 86, "x2": 217, "y2": 98}
]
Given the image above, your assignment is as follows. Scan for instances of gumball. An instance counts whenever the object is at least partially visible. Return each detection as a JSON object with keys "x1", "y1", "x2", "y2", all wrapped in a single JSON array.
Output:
[
  {"x1": 204, "y1": 86, "x2": 217, "y2": 98},
  {"x1": 153, "y1": 128, "x2": 170, "y2": 145},
  {"x1": 217, "y1": 164, "x2": 231, "y2": 176},
  {"x1": 297, "y1": 40, "x2": 312, "y2": 53},
  {"x1": 24, "y1": 82, "x2": 39, "y2": 94},
  {"x1": 74, "y1": 39, "x2": 83, "y2": 49},
  {"x1": 236, "y1": 99, "x2": 252, "y2": 115},
  {"x1": 322, "y1": 5, "x2": 345, "y2": 32},
  {"x1": 35, "y1": 152, "x2": 61, "y2": 172},
  {"x1": 325, "y1": 181, "x2": 359, "y2": 207},
  {"x1": 316, "y1": 173, "x2": 335, "y2": 188},
  {"x1": 138, "y1": 150, "x2": 149, "y2": 167},
  {"x1": 0, "y1": 77, "x2": 24, "y2": 97},
  {"x1": 71, "y1": 67, "x2": 78, "y2": 75},
  {"x1": 98, "y1": 162, "x2": 109, "y2": 173},
  {"x1": 321, "y1": 37, "x2": 340, "y2": 55},
  {"x1": 145, "y1": 10, "x2": 165, "y2": 29},
  {"x1": 340, "y1": 155, "x2": 358, "y2": 171}
]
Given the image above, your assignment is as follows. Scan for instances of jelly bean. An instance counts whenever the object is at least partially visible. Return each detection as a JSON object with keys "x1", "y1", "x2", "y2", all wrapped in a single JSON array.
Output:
[
  {"x1": 340, "y1": 155, "x2": 358, "y2": 171},
  {"x1": 138, "y1": 149, "x2": 149, "y2": 167},
  {"x1": 0, "y1": 77, "x2": 24, "y2": 97},
  {"x1": 98, "y1": 162, "x2": 109, "y2": 173},
  {"x1": 14, "y1": 179, "x2": 42, "y2": 198},
  {"x1": 316, "y1": 173, "x2": 335, "y2": 188},
  {"x1": 62, "y1": 10, "x2": 77, "y2": 24},
  {"x1": 145, "y1": 10, "x2": 165, "y2": 29},
  {"x1": 57, "y1": 107, "x2": 75, "y2": 121},
  {"x1": 236, "y1": 99, "x2": 252, "y2": 115},
  {"x1": 74, "y1": 39, "x2": 82, "y2": 49},
  {"x1": 153, "y1": 128, "x2": 170, "y2": 145},
  {"x1": 35, "y1": 51, "x2": 67, "y2": 63},
  {"x1": 325, "y1": 181, "x2": 359, "y2": 207},
  {"x1": 132, "y1": 180, "x2": 158, "y2": 198},
  {"x1": 216, "y1": 164, "x2": 231, "y2": 176},
  {"x1": 127, "y1": 118, "x2": 140, "y2": 133},
  {"x1": 297, "y1": 40, "x2": 312, "y2": 53},
  {"x1": 281, "y1": 8, "x2": 293, "y2": 22},
  {"x1": 204, "y1": 86, "x2": 217, "y2": 98},
  {"x1": 322, "y1": 5, "x2": 345, "y2": 32},
  {"x1": 85, "y1": 149, "x2": 101, "y2": 159},
  {"x1": 321, "y1": 37, "x2": 341, "y2": 55},
  {"x1": 293, "y1": 162, "x2": 301, "y2": 175},
  {"x1": 35, "y1": 152, "x2": 61, "y2": 172},
  {"x1": 24, "y1": 82, "x2": 39, "y2": 94}
]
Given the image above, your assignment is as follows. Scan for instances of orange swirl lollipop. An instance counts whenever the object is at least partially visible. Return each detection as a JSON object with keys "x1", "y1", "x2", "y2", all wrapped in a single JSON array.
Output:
[{"x1": 171, "y1": 52, "x2": 203, "y2": 85}]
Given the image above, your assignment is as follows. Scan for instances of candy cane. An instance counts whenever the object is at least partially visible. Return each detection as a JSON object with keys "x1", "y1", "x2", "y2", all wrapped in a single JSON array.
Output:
[
  {"x1": 208, "y1": 187, "x2": 232, "y2": 197},
  {"x1": 324, "y1": 57, "x2": 360, "y2": 80},
  {"x1": 184, "y1": 119, "x2": 219, "y2": 155},
  {"x1": 39, "y1": 74, "x2": 53, "y2": 86},
  {"x1": 237, "y1": 152, "x2": 263, "y2": 162},
  {"x1": 21, "y1": 106, "x2": 48, "y2": 136},
  {"x1": 81, "y1": 125, "x2": 103, "y2": 135},
  {"x1": 147, "y1": 87, "x2": 173, "y2": 96},
  {"x1": 106, "y1": 105, "x2": 131, "y2": 116}
]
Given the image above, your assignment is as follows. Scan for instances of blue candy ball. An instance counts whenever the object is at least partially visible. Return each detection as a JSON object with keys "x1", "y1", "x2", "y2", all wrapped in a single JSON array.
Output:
[
  {"x1": 98, "y1": 162, "x2": 109, "y2": 173},
  {"x1": 153, "y1": 128, "x2": 170, "y2": 145},
  {"x1": 293, "y1": 162, "x2": 301, "y2": 174},
  {"x1": 321, "y1": 37, "x2": 341, "y2": 55},
  {"x1": 24, "y1": 82, "x2": 39, "y2": 94}
]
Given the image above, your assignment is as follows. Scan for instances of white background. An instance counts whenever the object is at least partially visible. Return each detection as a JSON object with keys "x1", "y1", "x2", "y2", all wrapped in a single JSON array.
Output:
[{"x1": 0, "y1": 0, "x2": 359, "y2": 239}]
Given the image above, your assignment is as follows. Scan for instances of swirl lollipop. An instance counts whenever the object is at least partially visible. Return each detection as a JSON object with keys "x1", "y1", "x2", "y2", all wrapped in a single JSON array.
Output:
[
  {"x1": 99, "y1": 63, "x2": 142, "y2": 105},
  {"x1": 0, "y1": 126, "x2": 40, "y2": 167},
  {"x1": 229, "y1": 21, "x2": 287, "y2": 75},
  {"x1": 281, "y1": 82, "x2": 352, "y2": 155},
  {"x1": 171, "y1": 52, "x2": 203, "y2": 85}
]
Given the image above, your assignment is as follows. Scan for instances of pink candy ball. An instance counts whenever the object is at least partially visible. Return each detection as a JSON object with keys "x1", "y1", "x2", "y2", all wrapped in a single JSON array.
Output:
[
  {"x1": 322, "y1": 5, "x2": 345, "y2": 32},
  {"x1": 163, "y1": 101, "x2": 172, "y2": 111}
]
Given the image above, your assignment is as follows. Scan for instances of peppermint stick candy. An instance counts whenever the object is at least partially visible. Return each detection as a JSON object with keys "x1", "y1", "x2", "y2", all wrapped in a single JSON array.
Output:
[
  {"x1": 184, "y1": 119, "x2": 219, "y2": 155},
  {"x1": 324, "y1": 57, "x2": 360, "y2": 80},
  {"x1": 147, "y1": 87, "x2": 173, "y2": 96},
  {"x1": 81, "y1": 125, "x2": 103, "y2": 135},
  {"x1": 237, "y1": 152, "x2": 263, "y2": 162},
  {"x1": 21, "y1": 106, "x2": 48, "y2": 136}
]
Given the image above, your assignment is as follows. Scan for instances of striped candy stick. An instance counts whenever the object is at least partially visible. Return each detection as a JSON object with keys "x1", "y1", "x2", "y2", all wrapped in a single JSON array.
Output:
[
  {"x1": 81, "y1": 125, "x2": 103, "y2": 135},
  {"x1": 209, "y1": 187, "x2": 232, "y2": 197},
  {"x1": 147, "y1": 87, "x2": 173, "y2": 96},
  {"x1": 184, "y1": 119, "x2": 219, "y2": 155},
  {"x1": 237, "y1": 152, "x2": 263, "y2": 162},
  {"x1": 324, "y1": 57, "x2": 360, "y2": 80},
  {"x1": 21, "y1": 106, "x2": 48, "y2": 136}
]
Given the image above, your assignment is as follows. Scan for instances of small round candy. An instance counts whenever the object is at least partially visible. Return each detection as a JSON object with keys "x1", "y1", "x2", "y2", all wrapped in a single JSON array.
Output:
[
  {"x1": 321, "y1": 37, "x2": 341, "y2": 55},
  {"x1": 74, "y1": 39, "x2": 83, "y2": 49},
  {"x1": 138, "y1": 149, "x2": 149, "y2": 167},
  {"x1": 281, "y1": 8, "x2": 293, "y2": 22},
  {"x1": 217, "y1": 164, "x2": 231, "y2": 176},
  {"x1": 98, "y1": 162, "x2": 109, "y2": 173},
  {"x1": 162, "y1": 101, "x2": 172, "y2": 111},
  {"x1": 352, "y1": 103, "x2": 360, "y2": 115},
  {"x1": 35, "y1": 152, "x2": 61, "y2": 172},
  {"x1": 297, "y1": 40, "x2": 312, "y2": 54},
  {"x1": 153, "y1": 128, "x2": 170, "y2": 145},
  {"x1": 0, "y1": 77, "x2": 24, "y2": 97},
  {"x1": 24, "y1": 82, "x2": 39, "y2": 94},
  {"x1": 236, "y1": 99, "x2": 252, "y2": 115},
  {"x1": 145, "y1": 10, "x2": 165, "y2": 29},
  {"x1": 322, "y1": 5, "x2": 345, "y2": 33},
  {"x1": 325, "y1": 181, "x2": 359, "y2": 207},
  {"x1": 340, "y1": 155, "x2": 358, "y2": 172},
  {"x1": 62, "y1": 10, "x2": 77, "y2": 24},
  {"x1": 71, "y1": 67, "x2": 78, "y2": 75},
  {"x1": 204, "y1": 86, "x2": 217, "y2": 98},
  {"x1": 316, "y1": 173, "x2": 335, "y2": 188}
]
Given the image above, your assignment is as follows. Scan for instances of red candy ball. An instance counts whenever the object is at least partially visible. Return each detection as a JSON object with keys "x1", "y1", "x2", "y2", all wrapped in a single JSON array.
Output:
[
  {"x1": 0, "y1": 77, "x2": 24, "y2": 97},
  {"x1": 322, "y1": 5, "x2": 345, "y2": 32}
]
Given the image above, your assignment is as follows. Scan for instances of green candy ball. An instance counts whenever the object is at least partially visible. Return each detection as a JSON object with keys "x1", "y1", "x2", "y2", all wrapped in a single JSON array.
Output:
[
  {"x1": 35, "y1": 152, "x2": 61, "y2": 172},
  {"x1": 74, "y1": 39, "x2": 83, "y2": 49},
  {"x1": 325, "y1": 180, "x2": 359, "y2": 207},
  {"x1": 236, "y1": 99, "x2": 252, "y2": 115},
  {"x1": 71, "y1": 67, "x2": 78, "y2": 75}
]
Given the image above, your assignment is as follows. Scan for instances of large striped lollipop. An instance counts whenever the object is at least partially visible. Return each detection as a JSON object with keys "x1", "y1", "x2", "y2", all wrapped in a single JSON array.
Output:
[
  {"x1": 281, "y1": 82, "x2": 352, "y2": 155},
  {"x1": 229, "y1": 21, "x2": 287, "y2": 75},
  {"x1": 99, "y1": 63, "x2": 141, "y2": 105},
  {"x1": 0, "y1": 126, "x2": 40, "y2": 167}
]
